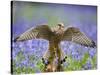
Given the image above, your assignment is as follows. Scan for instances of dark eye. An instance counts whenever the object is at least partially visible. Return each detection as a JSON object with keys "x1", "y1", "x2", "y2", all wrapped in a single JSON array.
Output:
[{"x1": 58, "y1": 24, "x2": 61, "y2": 26}]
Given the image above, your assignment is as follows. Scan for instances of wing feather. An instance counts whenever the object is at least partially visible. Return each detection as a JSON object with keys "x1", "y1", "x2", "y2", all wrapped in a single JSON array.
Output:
[
  {"x1": 62, "y1": 27, "x2": 96, "y2": 47},
  {"x1": 14, "y1": 25, "x2": 53, "y2": 42}
]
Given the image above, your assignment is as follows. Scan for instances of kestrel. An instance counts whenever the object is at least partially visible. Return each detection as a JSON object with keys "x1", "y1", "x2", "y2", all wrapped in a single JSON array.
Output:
[{"x1": 14, "y1": 23, "x2": 96, "y2": 72}]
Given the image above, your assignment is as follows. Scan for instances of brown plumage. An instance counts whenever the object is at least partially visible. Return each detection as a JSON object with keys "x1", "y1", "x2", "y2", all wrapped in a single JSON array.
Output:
[{"x1": 14, "y1": 23, "x2": 96, "y2": 72}]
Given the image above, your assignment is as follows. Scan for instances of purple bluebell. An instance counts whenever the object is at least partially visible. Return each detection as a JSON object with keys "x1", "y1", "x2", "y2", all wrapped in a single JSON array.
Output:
[
  {"x1": 82, "y1": 59, "x2": 92, "y2": 70},
  {"x1": 89, "y1": 48, "x2": 96, "y2": 58}
]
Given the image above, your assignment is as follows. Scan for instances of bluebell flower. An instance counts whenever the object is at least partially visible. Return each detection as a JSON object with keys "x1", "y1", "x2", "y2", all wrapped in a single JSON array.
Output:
[
  {"x1": 20, "y1": 60, "x2": 29, "y2": 67},
  {"x1": 89, "y1": 48, "x2": 96, "y2": 58},
  {"x1": 83, "y1": 60, "x2": 92, "y2": 70}
]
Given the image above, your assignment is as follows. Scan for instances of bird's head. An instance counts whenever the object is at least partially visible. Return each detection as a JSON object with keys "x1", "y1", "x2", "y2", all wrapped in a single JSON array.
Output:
[
  {"x1": 57, "y1": 23, "x2": 64, "y2": 30},
  {"x1": 52, "y1": 23, "x2": 65, "y2": 34}
]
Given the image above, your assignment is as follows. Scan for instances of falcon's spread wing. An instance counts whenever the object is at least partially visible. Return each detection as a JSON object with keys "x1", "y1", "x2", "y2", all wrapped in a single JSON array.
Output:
[
  {"x1": 14, "y1": 25, "x2": 53, "y2": 42},
  {"x1": 62, "y1": 27, "x2": 96, "y2": 47}
]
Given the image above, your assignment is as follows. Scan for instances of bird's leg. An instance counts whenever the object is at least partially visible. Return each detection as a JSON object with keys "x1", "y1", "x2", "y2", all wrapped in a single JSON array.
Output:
[
  {"x1": 55, "y1": 44, "x2": 68, "y2": 71},
  {"x1": 41, "y1": 50, "x2": 51, "y2": 71},
  {"x1": 55, "y1": 45, "x2": 64, "y2": 71},
  {"x1": 42, "y1": 58, "x2": 50, "y2": 65},
  {"x1": 60, "y1": 56, "x2": 67, "y2": 64},
  {"x1": 42, "y1": 43, "x2": 56, "y2": 72},
  {"x1": 56, "y1": 44, "x2": 67, "y2": 64}
]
